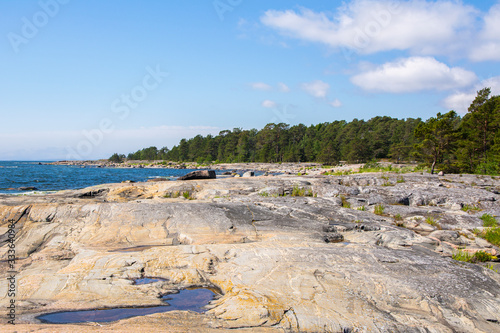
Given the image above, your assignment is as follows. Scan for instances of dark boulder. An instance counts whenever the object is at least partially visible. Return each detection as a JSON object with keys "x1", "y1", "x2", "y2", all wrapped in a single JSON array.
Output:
[
  {"x1": 178, "y1": 170, "x2": 216, "y2": 181},
  {"x1": 324, "y1": 233, "x2": 344, "y2": 243},
  {"x1": 19, "y1": 187, "x2": 38, "y2": 191}
]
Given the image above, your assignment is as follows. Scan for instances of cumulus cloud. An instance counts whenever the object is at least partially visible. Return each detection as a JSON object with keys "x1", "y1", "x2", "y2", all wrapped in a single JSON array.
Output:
[
  {"x1": 329, "y1": 99, "x2": 342, "y2": 107},
  {"x1": 469, "y1": 4, "x2": 500, "y2": 61},
  {"x1": 350, "y1": 57, "x2": 477, "y2": 93},
  {"x1": 301, "y1": 80, "x2": 330, "y2": 98},
  {"x1": 261, "y1": 0, "x2": 477, "y2": 56},
  {"x1": 278, "y1": 82, "x2": 290, "y2": 92},
  {"x1": 250, "y1": 82, "x2": 273, "y2": 91},
  {"x1": 443, "y1": 76, "x2": 500, "y2": 113},
  {"x1": 261, "y1": 100, "x2": 277, "y2": 108}
]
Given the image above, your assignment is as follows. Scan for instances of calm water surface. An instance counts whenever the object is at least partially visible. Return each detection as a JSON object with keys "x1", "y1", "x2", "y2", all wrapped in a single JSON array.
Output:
[{"x1": 36, "y1": 288, "x2": 216, "y2": 324}]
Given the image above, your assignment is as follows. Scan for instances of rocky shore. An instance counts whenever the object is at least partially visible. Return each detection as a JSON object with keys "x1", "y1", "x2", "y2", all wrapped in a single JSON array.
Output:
[
  {"x1": 1, "y1": 170, "x2": 500, "y2": 332},
  {"x1": 47, "y1": 159, "x2": 366, "y2": 174}
]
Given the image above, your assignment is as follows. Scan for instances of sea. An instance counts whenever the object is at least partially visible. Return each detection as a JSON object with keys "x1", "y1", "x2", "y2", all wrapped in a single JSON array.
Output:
[{"x1": 0, "y1": 161, "x2": 203, "y2": 195}]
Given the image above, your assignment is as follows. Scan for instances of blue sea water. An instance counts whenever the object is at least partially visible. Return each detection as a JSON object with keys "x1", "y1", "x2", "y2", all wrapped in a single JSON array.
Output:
[{"x1": 0, "y1": 161, "x2": 202, "y2": 194}]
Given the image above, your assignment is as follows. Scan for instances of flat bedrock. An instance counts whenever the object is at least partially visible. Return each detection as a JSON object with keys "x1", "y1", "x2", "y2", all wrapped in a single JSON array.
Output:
[{"x1": 1, "y1": 172, "x2": 499, "y2": 332}]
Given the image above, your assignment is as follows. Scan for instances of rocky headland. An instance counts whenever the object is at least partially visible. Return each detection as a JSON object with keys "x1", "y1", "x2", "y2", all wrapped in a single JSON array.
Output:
[{"x1": 1, "y1": 170, "x2": 500, "y2": 332}]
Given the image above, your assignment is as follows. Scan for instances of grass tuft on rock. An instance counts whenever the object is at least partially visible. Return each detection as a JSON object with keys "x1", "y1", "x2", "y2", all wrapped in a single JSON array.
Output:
[
  {"x1": 374, "y1": 205, "x2": 385, "y2": 215},
  {"x1": 452, "y1": 250, "x2": 495, "y2": 263},
  {"x1": 480, "y1": 214, "x2": 498, "y2": 227}
]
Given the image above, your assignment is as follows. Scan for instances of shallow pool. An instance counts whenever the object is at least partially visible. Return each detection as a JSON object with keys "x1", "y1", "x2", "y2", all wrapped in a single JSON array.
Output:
[{"x1": 37, "y1": 288, "x2": 215, "y2": 324}]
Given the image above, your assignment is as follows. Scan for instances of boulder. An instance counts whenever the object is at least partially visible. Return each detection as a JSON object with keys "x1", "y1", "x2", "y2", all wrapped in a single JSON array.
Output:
[
  {"x1": 324, "y1": 233, "x2": 344, "y2": 243},
  {"x1": 178, "y1": 170, "x2": 216, "y2": 180},
  {"x1": 18, "y1": 186, "x2": 38, "y2": 191},
  {"x1": 242, "y1": 171, "x2": 255, "y2": 177}
]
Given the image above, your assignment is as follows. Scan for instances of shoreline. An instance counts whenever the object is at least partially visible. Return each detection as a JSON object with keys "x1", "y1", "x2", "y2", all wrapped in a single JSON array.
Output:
[{"x1": 46, "y1": 160, "x2": 419, "y2": 175}]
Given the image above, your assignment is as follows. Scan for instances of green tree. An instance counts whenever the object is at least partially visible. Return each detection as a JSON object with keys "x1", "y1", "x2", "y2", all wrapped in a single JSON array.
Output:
[
  {"x1": 457, "y1": 88, "x2": 500, "y2": 174},
  {"x1": 414, "y1": 111, "x2": 459, "y2": 174},
  {"x1": 108, "y1": 153, "x2": 125, "y2": 163}
]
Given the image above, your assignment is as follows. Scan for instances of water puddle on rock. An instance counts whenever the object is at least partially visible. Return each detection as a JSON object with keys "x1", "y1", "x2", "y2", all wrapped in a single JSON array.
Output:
[
  {"x1": 134, "y1": 277, "x2": 167, "y2": 285},
  {"x1": 36, "y1": 288, "x2": 215, "y2": 324}
]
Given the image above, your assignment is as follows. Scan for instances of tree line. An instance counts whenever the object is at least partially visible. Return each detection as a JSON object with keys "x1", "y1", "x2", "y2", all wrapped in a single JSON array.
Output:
[{"x1": 110, "y1": 88, "x2": 500, "y2": 175}]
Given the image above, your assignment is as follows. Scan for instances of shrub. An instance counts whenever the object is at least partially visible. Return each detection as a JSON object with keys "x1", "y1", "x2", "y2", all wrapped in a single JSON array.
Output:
[
  {"x1": 480, "y1": 214, "x2": 498, "y2": 227},
  {"x1": 482, "y1": 227, "x2": 500, "y2": 246},
  {"x1": 109, "y1": 153, "x2": 125, "y2": 163},
  {"x1": 453, "y1": 250, "x2": 495, "y2": 263},
  {"x1": 394, "y1": 213, "x2": 403, "y2": 221}
]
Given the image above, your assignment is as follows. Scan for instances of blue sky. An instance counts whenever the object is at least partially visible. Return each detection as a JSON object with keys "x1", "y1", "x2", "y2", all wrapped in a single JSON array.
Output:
[{"x1": 1, "y1": 0, "x2": 499, "y2": 160}]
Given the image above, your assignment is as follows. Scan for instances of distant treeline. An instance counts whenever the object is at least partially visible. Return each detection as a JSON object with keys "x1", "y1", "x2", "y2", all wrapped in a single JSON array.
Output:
[{"x1": 111, "y1": 88, "x2": 500, "y2": 175}]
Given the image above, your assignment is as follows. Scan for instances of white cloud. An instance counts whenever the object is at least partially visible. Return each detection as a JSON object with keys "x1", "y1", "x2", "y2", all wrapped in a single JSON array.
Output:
[
  {"x1": 350, "y1": 57, "x2": 477, "y2": 93},
  {"x1": 443, "y1": 76, "x2": 500, "y2": 113},
  {"x1": 261, "y1": 100, "x2": 277, "y2": 108},
  {"x1": 469, "y1": 4, "x2": 500, "y2": 61},
  {"x1": 250, "y1": 82, "x2": 273, "y2": 91},
  {"x1": 329, "y1": 99, "x2": 342, "y2": 107},
  {"x1": 301, "y1": 80, "x2": 330, "y2": 98},
  {"x1": 261, "y1": 1, "x2": 477, "y2": 56},
  {"x1": 278, "y1": 82, "x2": 290, "y2": 92}
]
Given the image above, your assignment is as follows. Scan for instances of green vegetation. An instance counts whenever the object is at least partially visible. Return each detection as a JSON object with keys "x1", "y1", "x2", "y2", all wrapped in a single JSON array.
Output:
[
  {"x1": 453, "y1": 250, "x2": 495, "y2": 263},
  {"x1": 374, "y1": 205, "x2": 385, "y2": 215},
  {"x1": 164, "y1": 191, "x2": 194, "y2": 199},
  {"x1": 340, "y1": 195, "x2": 351, "y2": 208},
  {"x1": 291, "y1": 186, "x2": 314, "y2": 197},
  {"x1": 394, "y1": 213, "x2": 403, "y2": 221},
  {"x1": 396, "y1": 176, "x2": 405, "y2": 183},
  {"x1": 108, "y1": 153, "x2": 125, "y2": 163},
  {"x1": 461, "y1": 204, "x2": 482, "y2": 212},
  {"x1": 425, "y1": 217, "x2": 441, "y2": 229},
  {"x1": 486, "y1": 264, "x2": 499, "y2": 272},
  {"x1": 357, "y1": 206, "x2": 366, "y2": 211},
  {"x1": 118, "y1": 117, "x2": 422, "y2": 164},
  {"x1": 480, "y1": 214, "x2": 498, "y2": 227},
  {"x1": 482, "y1": 227, "x2": 500, "y2": 246},
  {"x1": 259, "y1": 191, "x2": 269, "y2": 197},
  {"x1": 112, "y1": 88, "x2": 499, "y2": 175}
]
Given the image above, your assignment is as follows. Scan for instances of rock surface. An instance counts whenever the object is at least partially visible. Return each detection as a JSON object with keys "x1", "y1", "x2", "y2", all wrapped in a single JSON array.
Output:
[
  {"x1": 178, "y1": 170, "x2": 216, "y2": 180},
  {"x1": 1, "y1": 172, "x2": 500, "y2": 332}
]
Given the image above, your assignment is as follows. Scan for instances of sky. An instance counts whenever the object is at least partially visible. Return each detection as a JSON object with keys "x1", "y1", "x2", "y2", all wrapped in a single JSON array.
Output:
[{"x1": 1, "y1": 0, "x2": 499, "y2": 160}]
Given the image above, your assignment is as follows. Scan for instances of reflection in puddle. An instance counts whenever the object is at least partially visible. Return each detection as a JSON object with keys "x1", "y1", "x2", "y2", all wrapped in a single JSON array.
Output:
[
  {"x1": 134, "y1": 278, "x2": 167, "y2": 285},
  {"x1": 110, "y1": 245, "x2": 170, "y2": 252},
  {"x1": 37, "y1": 288, "x2": 215, "y2": 324}
]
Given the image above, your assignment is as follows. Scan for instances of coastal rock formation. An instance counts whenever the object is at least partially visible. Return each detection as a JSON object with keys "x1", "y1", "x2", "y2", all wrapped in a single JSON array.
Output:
[
  {"x1": 1, "y1": 172, "x2": 500, "y2": 332},
  {"x1": 178, "y1": 170, "x2": 216, "y2": 180}
]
